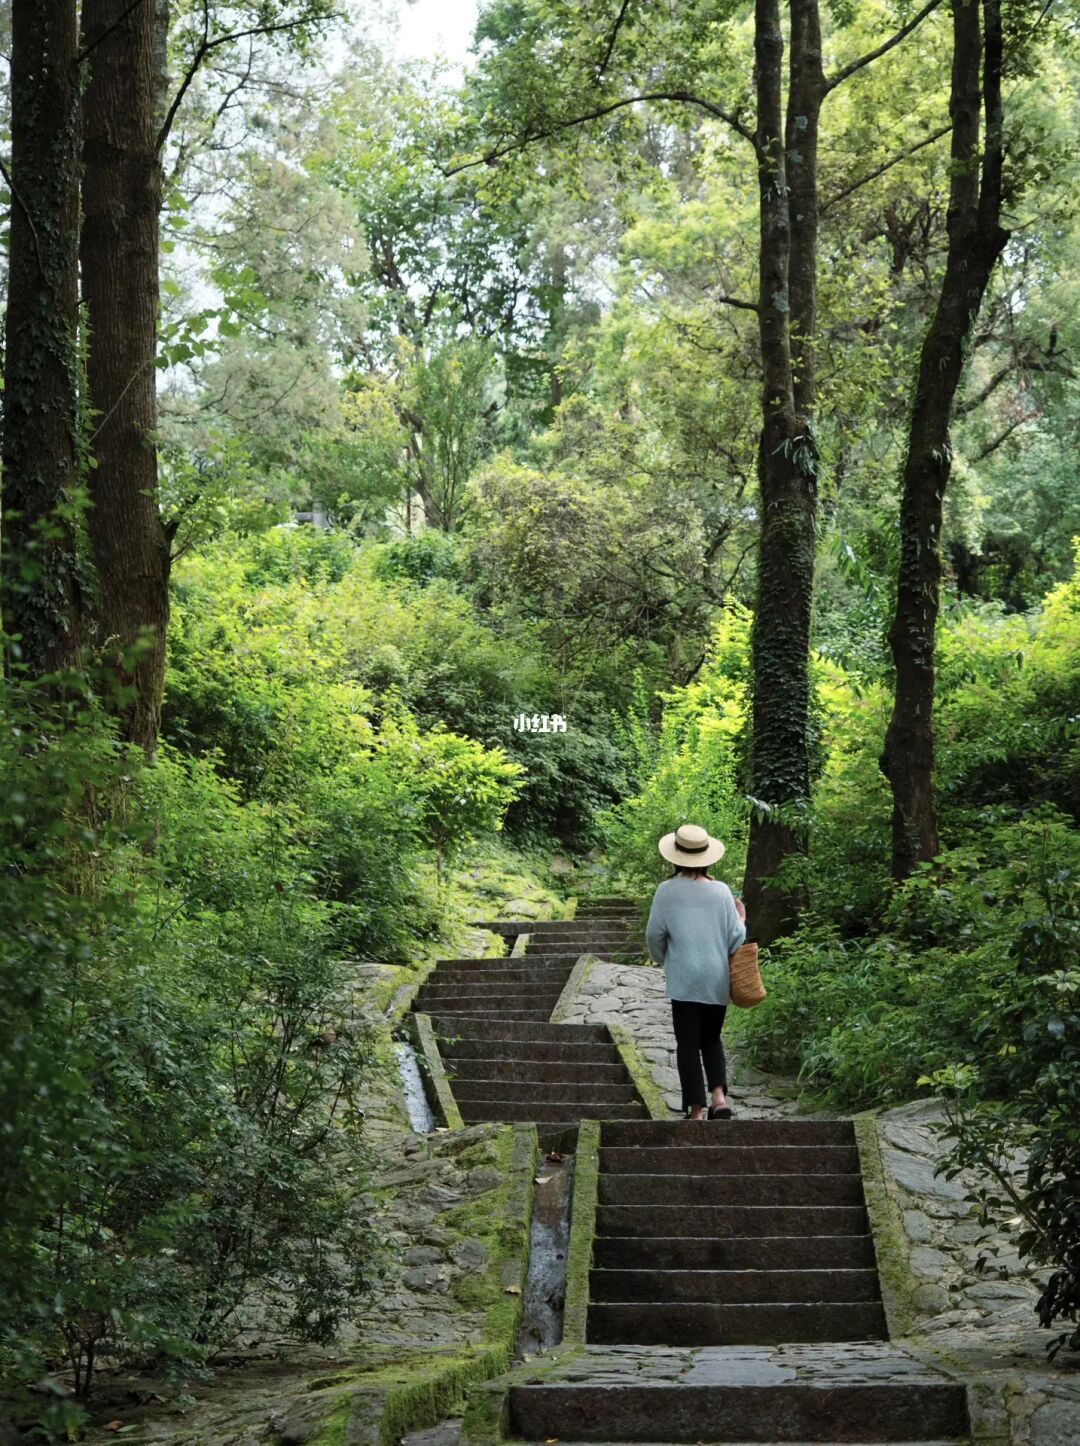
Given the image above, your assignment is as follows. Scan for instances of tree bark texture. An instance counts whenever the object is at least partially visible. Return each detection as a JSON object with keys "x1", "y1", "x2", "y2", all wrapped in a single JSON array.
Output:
[
  {"x1": 742, "y1": 0, "x2": 822, "y2": 945},
  {"x1": 80, "y1": 0, "x2": 171, "y2": 755},
  {"x1": 1, "y1": 0, "x2": 83, "y2": 675},
  {"x1": 880, "y1": 0, "x2": 1008, "y2": 879}
]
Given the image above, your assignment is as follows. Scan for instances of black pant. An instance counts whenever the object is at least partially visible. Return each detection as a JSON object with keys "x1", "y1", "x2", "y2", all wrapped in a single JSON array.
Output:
[{"x1": 670, "y1": 1000, "x2": 728, "y2": 1110}]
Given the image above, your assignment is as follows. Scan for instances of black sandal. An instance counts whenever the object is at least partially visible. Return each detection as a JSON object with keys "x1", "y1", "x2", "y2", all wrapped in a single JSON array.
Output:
[{"x1": 708, "y1": 1103, "x2": 733, "y2": 1120}]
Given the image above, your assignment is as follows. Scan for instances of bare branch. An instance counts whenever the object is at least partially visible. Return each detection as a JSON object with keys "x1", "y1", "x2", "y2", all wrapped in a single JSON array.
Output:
[
  {"x1": 715, "y1": 294, "x2": 760, "y2": 313},
  {"x1": 973, "y1": 411, "x2": 1039, "y2": 461},
  {"x1": 596, "y1": 0, "x2": 633, "y2": 84},
  {"x1": 444, "y1": 90, "x2": 755, "y2": 176},
  {"x1": 825, "y1": 0, "x2": 944, "y2": 93},
  {"x1": 156, "y1": 11, "x2": 343, "y2": 152},
  {"x1": 820, "y1": 124, "x2": 950, "y2": 213},
  {"x1": 956, "y1": 360, "x2": 1014, "y2": 416}
]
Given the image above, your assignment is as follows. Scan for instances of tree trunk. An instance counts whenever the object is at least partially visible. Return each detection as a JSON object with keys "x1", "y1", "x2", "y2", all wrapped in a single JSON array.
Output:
[
  {"x1": 741, "y1": 0, "x2": 822, "y2": 944},
  {"x1": 880, "y1": 0, "x2": 1008, "y2": 879},
  {"x1": 80, "y1": 0, "x2": 171, "y2": 755},
  {"x1": 0, "y1": 0, "x2": 82, "y2": 675}
]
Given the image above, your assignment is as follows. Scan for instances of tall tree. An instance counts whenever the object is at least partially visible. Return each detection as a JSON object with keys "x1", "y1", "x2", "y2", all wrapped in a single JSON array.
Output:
[
  {"x1": 457, "y1": 0, "x2": 943, "y2": 939},
  {"x1": 880, "y1": 0, "x2": 1009, "y2": 879},
  {"x1": 78, "y1": 0, "x2": 338, "y2": 754},
  {"x1": 741, "y1": 0, "x2": 823, "y2": 941},
  {"x1": 1, "y1": 0, "x2": 82, "y2": 675},
  {"x1": 79, "y1": 0, "x2": 171, "y2": 753}
]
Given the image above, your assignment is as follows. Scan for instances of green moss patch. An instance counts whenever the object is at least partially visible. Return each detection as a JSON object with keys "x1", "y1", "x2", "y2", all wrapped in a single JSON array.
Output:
[
  {"x1": 307, "y1": 1125, "x2": 537, "y2": 1445},
  {"x1": 853, "y1": 1110, "x2": 921, "y2": 1339},
  {"x1": 609, "y1": 1023, "x2": 667, "y2": 1120}
]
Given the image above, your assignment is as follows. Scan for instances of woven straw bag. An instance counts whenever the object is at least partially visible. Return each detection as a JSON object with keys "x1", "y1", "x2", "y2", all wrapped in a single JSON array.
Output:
[{"x1": 729, "y1": 942, "x2": 766, "y2": 1008}]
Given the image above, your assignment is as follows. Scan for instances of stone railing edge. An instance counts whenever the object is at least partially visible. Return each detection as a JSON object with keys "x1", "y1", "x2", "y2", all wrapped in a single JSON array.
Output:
[
  {"x1": 853, "y1": 1109, "x2": 921, "y2": 1341},
  {"x1": 549, "y1": 952, "x2": 597, "y2": 1022},
  {"x1": 561, "y1": 1117, "x2": 601, "y2": 1345},
  {"x1": 412, "y1": 1011, "x2": 466, "y2": 1131}
]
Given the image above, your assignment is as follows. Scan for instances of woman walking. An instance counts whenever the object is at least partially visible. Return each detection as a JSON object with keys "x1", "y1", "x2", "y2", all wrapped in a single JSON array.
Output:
[{"x1": 645, "y1": 824, "x2": 747, "y2": 1121}]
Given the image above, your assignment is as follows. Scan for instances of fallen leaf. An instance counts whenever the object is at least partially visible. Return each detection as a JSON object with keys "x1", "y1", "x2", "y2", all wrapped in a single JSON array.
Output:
[
  {"x1": 503, "y1": 1284, "x2": 522, "y2": 1295},
  {"x1": 535, "y1": 1174, "x2": 553, "y2": 1185},
  {"x1": 103, "y1": 1424, "x2": 124, "y2": 1434},
  {"x1": 546, "y1": 1150, "x2": 564, "y2": 1163}
]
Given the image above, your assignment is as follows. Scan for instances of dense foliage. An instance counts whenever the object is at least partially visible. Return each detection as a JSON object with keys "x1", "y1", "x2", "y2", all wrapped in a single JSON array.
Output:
[
  {"x1": 0, "y1": 669, "x2": 390, "y2": 1433},
  {"x1": 2, "y1": 0, "x2": 1080, "y2": 1427}
]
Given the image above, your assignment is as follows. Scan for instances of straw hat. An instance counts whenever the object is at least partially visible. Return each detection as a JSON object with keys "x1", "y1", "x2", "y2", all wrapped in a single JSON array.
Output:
[{"x1": 658, "y1": 822, "x2": 726, "y2": 868}]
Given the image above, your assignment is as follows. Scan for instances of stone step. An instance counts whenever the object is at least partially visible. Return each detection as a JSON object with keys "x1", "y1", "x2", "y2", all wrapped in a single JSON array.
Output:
[
  {"x1": 416, "y1": 977, "x2": 569, "y2": 1000},
  {"x1": 435, "y1": 955, "x2": 580, "y2": 966},
  {"x1": 531, "y1": 919, "x2": 634, "y2": 928},
  {"x1": 511, "y1": 1376, "x2": 965, "y2": 1434},
  {"x1": 527, "y1": 936, "x2": 636, "y2": 947},
  {"x1": 508, "y1": 1379, "x2": 968, "y2": 1442},
  {"x1": 597, "y1": 1173, "x2": 866, "y2": 1208},
  {"x1": 529, "y1": 928, "x2": 634, "y2": 939},
  {"x1": 419, "y1": 989, "x2": 560, "y2": 1000},
  {"x1": 535, "y1": 1440, "x2": 965, "y2": 1445},
  {"x1": 458, "y1": 1100, "x2": 648, "y2": 1123},
  {"x1": 586, "y1": 1300, "x2": 889, "y2": 1345},
  {"x1": 520, "y1": 943, "x2": 633, "y2": 954},
  {"x1": 595, "y1": 1204, "x2": 869, "y2": 1238},
  {"x1": 601, "y1": 1120, "x2": 855, "y2": 1149},
  {"x1": 452, "y1": 1079, "x2": 641, "y2": 1104},
  {"x1": 599, "y1": 1146, "x2": 861, "y2": 1176},
  {"x1": 425, "y1": 1006, "x2": 555, "y2": 1019},
  {"x1": 419, "y1": 990, "x2": 561, "y2": 1005},
  {"x1": 566, "y1": 921, "x2": 638, "y2": 930},
  {"x1": 431, "y1": 1018, "x2": 611, "y2": 1043},
  {"x1": 447, "y1": 1057, "x2": 631, "y2": 1083},
  {"x1": 427, "y1": 966, "x2": 575, "y2": 984},
  {"x1": 592, "y1": 1234, "x2": 878, "y2": 1272},
  {"x1": 441, "y1": 1039, "x2": 623, "y2": 1064},
  {"x1": 589, "y1": 1267, "x2": 882, "y2": 1304}
]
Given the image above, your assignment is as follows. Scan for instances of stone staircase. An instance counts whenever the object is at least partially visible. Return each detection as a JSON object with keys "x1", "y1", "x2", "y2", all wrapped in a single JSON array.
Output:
[
  {"x1": 413, "y1": 898, "x2": 648, "y2": 1129},
  {"x1": 588, "y1": 1119, "x2": 886, "y2": 1345},
  {"x1": 417, "y1": 895, "x2": 973, "y2": 1446}
]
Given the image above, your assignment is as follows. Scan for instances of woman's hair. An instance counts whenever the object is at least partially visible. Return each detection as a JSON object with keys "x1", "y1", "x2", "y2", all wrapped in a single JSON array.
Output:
[{"x1": 674, "y1": 865, "x2": 711, "y2": 879}]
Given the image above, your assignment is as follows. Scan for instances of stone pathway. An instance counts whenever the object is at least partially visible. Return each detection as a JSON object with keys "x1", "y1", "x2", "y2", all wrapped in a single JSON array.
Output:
[
  {"x1": 396, "y1": 890, "x2": 1080, "y2": 1446},
  {"x1": 412, "y1": 898, "x2": 972, "y2": 1446},
  {"x1": 554, "y1": 953, "x2": 802, "y2": 1120}
]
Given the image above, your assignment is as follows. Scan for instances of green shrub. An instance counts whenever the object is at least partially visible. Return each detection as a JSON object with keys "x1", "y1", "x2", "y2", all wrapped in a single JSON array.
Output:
[
  {"x1": 0, "y1": 673, "x2": 387, "y2": 1432},
  {"x1": 164, "y1": 528, "x2": 611, "y2": 850},
  {"x1": 924, "y1": 817, "x2": 1080, "y2": 1356},
  {"x1": 741, "y1": 812, "x2": 1080, "y2": 1110},
  {"x1": 599, "y1": 606, "x2": 752, "y2": 901}
]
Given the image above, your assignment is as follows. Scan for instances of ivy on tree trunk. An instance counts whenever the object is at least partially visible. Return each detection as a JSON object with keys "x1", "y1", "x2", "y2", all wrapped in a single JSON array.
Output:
[
  {"x1": 881, "y1": 0, "x2": 1009, "y2": 880},
  {"x1": 1, "y1": 0, "x2": 83, "y2": 676},
  {"x1": 741, "y1": 0, "x2": 823, "y2": 944}
]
